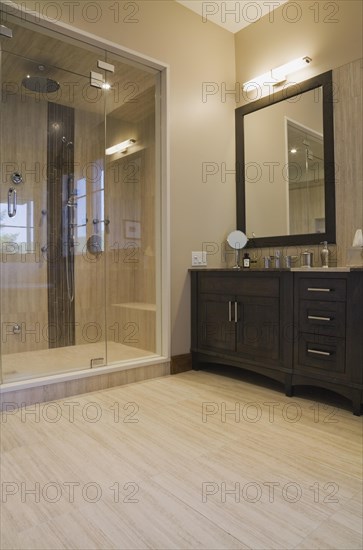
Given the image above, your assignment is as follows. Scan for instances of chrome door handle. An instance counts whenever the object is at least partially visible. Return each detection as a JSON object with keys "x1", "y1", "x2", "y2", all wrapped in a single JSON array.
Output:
[
  {"x1": 307, "y1": 348, "x2": 332, "y2": 356},
  {"x1": 307, "y1": 315, "x2": 332, "y2": 321},
  {"x1": 307, "y1": 287, "x2": 331, "y2": 292},
  {"x1": 228, "y1": 301, "x2": 232, "y2": 322},
  {"x1": 234, "y1": 301, "x2": 238, "y2": 323},
  {"x1": 8, "y1": 187, "x2": 17, "y2": 218}
]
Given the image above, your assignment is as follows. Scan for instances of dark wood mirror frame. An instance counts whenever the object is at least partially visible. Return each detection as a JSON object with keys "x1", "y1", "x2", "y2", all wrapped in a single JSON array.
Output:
[{"x1": 236, "y1": 70, "x2": 336, "y2": 248}]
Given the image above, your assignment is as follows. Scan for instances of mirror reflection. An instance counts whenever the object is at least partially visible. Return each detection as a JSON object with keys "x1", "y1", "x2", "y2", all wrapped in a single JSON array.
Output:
[
  {"x1": 244, "y1": 87, "x2": 324, "y2": 238},
  {"x1": 287, "y1": 119, "x2": 325, "y2": 235}
]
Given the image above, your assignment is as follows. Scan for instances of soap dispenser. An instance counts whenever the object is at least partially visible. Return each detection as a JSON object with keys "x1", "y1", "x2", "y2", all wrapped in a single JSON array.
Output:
[{"x1": 321, "y1": 241, "x2": 329, "y2": 268}]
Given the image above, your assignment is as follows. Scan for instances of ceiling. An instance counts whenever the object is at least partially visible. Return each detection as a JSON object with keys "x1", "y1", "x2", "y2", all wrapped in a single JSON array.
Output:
[
  {"x1": 176, "y1": 0, "x2": 288, "y2": 33},
  {"x1": 1, "y1": 20, "x2": 156, "y2": 121}
]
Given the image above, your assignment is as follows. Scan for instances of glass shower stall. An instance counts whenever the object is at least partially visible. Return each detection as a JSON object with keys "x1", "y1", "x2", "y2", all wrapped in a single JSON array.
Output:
[{"x1": 0, "y1": 7, "x2": 165, "y2": 383}]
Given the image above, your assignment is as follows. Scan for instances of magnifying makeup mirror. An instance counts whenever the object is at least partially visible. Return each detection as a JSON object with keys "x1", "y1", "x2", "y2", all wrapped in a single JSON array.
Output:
[{"x1": 227, "y1": 230, "x2": 248, "y2": 269}]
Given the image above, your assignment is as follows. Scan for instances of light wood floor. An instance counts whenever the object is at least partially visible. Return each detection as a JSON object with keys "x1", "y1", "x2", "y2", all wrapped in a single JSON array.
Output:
[{"x1": 1, "y1": 369, "x2": 362, "y2": 549}]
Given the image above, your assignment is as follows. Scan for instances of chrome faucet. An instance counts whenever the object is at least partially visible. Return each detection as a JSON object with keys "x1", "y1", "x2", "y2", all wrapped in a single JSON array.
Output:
[
  {"x1": 263, "y1": 256, "x2": 272, "y2": 268},
  {"x1": 274, "y1": 250, "x2": 281, "y2": 268},
  {"x1": 263, "y1": 252, "x2": 281, "y2": 268}
]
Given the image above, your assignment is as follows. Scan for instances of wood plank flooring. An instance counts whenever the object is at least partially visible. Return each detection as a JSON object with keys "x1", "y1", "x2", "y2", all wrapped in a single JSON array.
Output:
[{"x1": 1, "y1": 369, "x2": 362, "y2": 549}]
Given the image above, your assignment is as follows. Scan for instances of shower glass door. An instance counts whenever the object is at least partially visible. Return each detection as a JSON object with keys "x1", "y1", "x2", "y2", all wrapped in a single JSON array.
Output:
[
  {"x1": 0, "y1": 11, "x2": 163, "y2": 384},
  {"x1": 104, "y1": 53, "x2": 161, "y2": 364},
  {"x1": 0, "y1": 18, "x2": 108, "y2": 382}
]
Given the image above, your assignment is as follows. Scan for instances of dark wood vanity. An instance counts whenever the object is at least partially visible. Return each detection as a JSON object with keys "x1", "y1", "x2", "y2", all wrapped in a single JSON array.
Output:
[{"x1": 190, "y1": 268, "x2": 363, "y2": 415}]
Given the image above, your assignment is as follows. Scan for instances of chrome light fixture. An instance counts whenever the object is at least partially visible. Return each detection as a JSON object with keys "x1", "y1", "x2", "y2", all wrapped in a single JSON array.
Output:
[{"x1": 243, "y1": 56, "x2": 312, "y2": 91}]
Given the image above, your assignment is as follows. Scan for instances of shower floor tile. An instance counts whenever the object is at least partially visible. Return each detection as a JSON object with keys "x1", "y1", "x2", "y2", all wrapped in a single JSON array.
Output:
[{"x1": 1, "y1": 342, "x2": 155, "y2": 383}]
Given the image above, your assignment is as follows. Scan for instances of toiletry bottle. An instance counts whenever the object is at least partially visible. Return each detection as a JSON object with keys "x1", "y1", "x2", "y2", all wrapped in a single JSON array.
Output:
[
  {"x1": 243, "y1": 252, "x2": 250, "y2": 268},
  {"x1": 321, "y1": 241, "x2": 329, "y2": 268},
  {"x1": 274, "y1": 250, "x2": 281, "y2": 268}
]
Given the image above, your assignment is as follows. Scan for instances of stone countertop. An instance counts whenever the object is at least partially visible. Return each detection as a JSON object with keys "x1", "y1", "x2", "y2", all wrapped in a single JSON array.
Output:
[{"x1": 189, "y1": 266, "x2": 363, "y2": 272}]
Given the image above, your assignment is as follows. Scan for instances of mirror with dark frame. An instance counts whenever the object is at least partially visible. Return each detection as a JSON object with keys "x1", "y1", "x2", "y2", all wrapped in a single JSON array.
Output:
[{"x1": 236, "y1": 71, "x2": 336, "y2": 248}]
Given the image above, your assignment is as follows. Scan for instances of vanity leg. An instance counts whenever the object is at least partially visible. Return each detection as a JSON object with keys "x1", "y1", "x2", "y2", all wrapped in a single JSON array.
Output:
[
  {"x1": 192, "y1": 352, "x2": 200, "y2": 371},
  {"x1": 285, "y1": 375, "x2": 293, "y2": 397},
  {"x1": 352, "y1": 389, "x2": 362, "y2": 416}
]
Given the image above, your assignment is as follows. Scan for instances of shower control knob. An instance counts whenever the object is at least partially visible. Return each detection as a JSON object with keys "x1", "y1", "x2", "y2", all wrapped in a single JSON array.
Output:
[
  {"x1": 13, "y1": 324, "x2": 21, "y2": 335},
  {"x1": 11, "y1": 172, "x2": 23, "y2": 185}
]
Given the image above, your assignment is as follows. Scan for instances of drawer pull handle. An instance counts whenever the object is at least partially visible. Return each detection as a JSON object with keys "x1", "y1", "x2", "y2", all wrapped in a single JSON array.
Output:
[
  {"x1": 307, "y1": 287, "x2": 332, "y2": 292},
  {"x1": 307, "y1": 348, "x2": 332, "y2": 356},
  {"x1": 307, "y1": 315, "x2": 332, "y2": 321}
]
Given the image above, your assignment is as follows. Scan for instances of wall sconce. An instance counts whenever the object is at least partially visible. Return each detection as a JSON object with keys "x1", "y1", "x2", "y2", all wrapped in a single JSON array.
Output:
[
  {"x1": 242, "y1": 56, "x2": 312, "y2": 91},
  {"x1": 105, "y1": 139, "x2": 136, "y2": 156}
]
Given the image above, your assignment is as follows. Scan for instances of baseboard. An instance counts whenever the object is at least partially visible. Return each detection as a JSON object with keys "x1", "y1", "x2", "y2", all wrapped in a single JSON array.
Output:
[{"x1": 170, "y1": 353, "x2": 192, "y2": 374}]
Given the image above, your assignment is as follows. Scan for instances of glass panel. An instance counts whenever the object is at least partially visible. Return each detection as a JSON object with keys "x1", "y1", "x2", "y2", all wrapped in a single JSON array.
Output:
[
  {"x1": 0, "y1": 20, "x2": 108, "y2": 382},
  {"x1": 0, "y1": 12, "x2": 163, "y2": 384},
  {"x1": 104, "y1": 52, "x2": 160, "y2": 364}
]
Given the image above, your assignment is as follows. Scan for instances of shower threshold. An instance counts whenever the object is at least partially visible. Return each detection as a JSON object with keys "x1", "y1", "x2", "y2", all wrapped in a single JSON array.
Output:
[{"x1": 1, "y1": 342, "x2": 154, "y2": 384}]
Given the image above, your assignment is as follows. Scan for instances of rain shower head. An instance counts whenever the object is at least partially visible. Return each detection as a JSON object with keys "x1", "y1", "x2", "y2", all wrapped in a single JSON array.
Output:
[{"x1": 22, "y1": 75, "x2": 60, "y2": 93}]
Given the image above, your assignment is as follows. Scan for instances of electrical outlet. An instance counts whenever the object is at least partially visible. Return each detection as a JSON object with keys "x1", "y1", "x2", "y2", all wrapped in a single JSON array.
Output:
[{"x1": 192, "y1": 251, "x2": 207, "y2": 266}]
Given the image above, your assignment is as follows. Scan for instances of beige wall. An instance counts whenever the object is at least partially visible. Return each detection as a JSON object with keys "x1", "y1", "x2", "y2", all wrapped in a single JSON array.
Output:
[
  {"x1": 10, "y1": 0, "x2": 362, "y2": 358},
  {"x1": 235, "y1": 0, "x2": 362, "y2": 94}
]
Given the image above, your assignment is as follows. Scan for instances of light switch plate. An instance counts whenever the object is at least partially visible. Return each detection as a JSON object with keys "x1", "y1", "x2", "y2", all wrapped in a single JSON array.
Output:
[{"x1": 192, "y1": 251, "x2": 207, "y2": 266}]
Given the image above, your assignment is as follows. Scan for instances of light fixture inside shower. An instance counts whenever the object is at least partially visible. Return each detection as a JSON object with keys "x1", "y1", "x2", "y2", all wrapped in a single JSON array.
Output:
[
  {"x1": 105, "y1": 139, "x2": 136, "y2": 156},
  {"x1": 0, "y1": 24, "x2": 13, "y2": 38}
]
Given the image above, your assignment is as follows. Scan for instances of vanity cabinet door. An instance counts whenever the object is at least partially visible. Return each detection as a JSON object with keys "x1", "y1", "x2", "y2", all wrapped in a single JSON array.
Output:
[
  {"x1": 197, "y1": 293, "x2": 236, "y2": 353},
  {"x1": 235, "y1": 295, "x2": 280, "y2": 361},
  {"x1": 191, "y1": 270, "x2": 293, "y2": 377}
]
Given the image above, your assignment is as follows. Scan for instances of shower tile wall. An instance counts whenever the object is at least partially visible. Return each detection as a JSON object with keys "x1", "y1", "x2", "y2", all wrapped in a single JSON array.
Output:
[
  {"x1": 1, "y1": 92, "x2": 157, "y2": 359},
  {"x1": 72, "y1": 95, "x2": 157, "y2": 355},
  {"x1": 105, "y1": 102, "x2": 157, "y2": 354}
]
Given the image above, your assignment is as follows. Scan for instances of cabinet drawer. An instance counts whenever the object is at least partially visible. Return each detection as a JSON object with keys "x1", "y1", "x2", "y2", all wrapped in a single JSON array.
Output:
[
  {"x1": 297, "y1": 333, "x2": 346, "y2": 374},
  {"x1": 298, "y1": 278, "x2": 346, "y2": 301},
  {"x1": 299, "y1": 300, "x2": 346, "y2": 337},
  {"x1": 199, "y1": 274, "x2": 279, "y2": 297}
]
